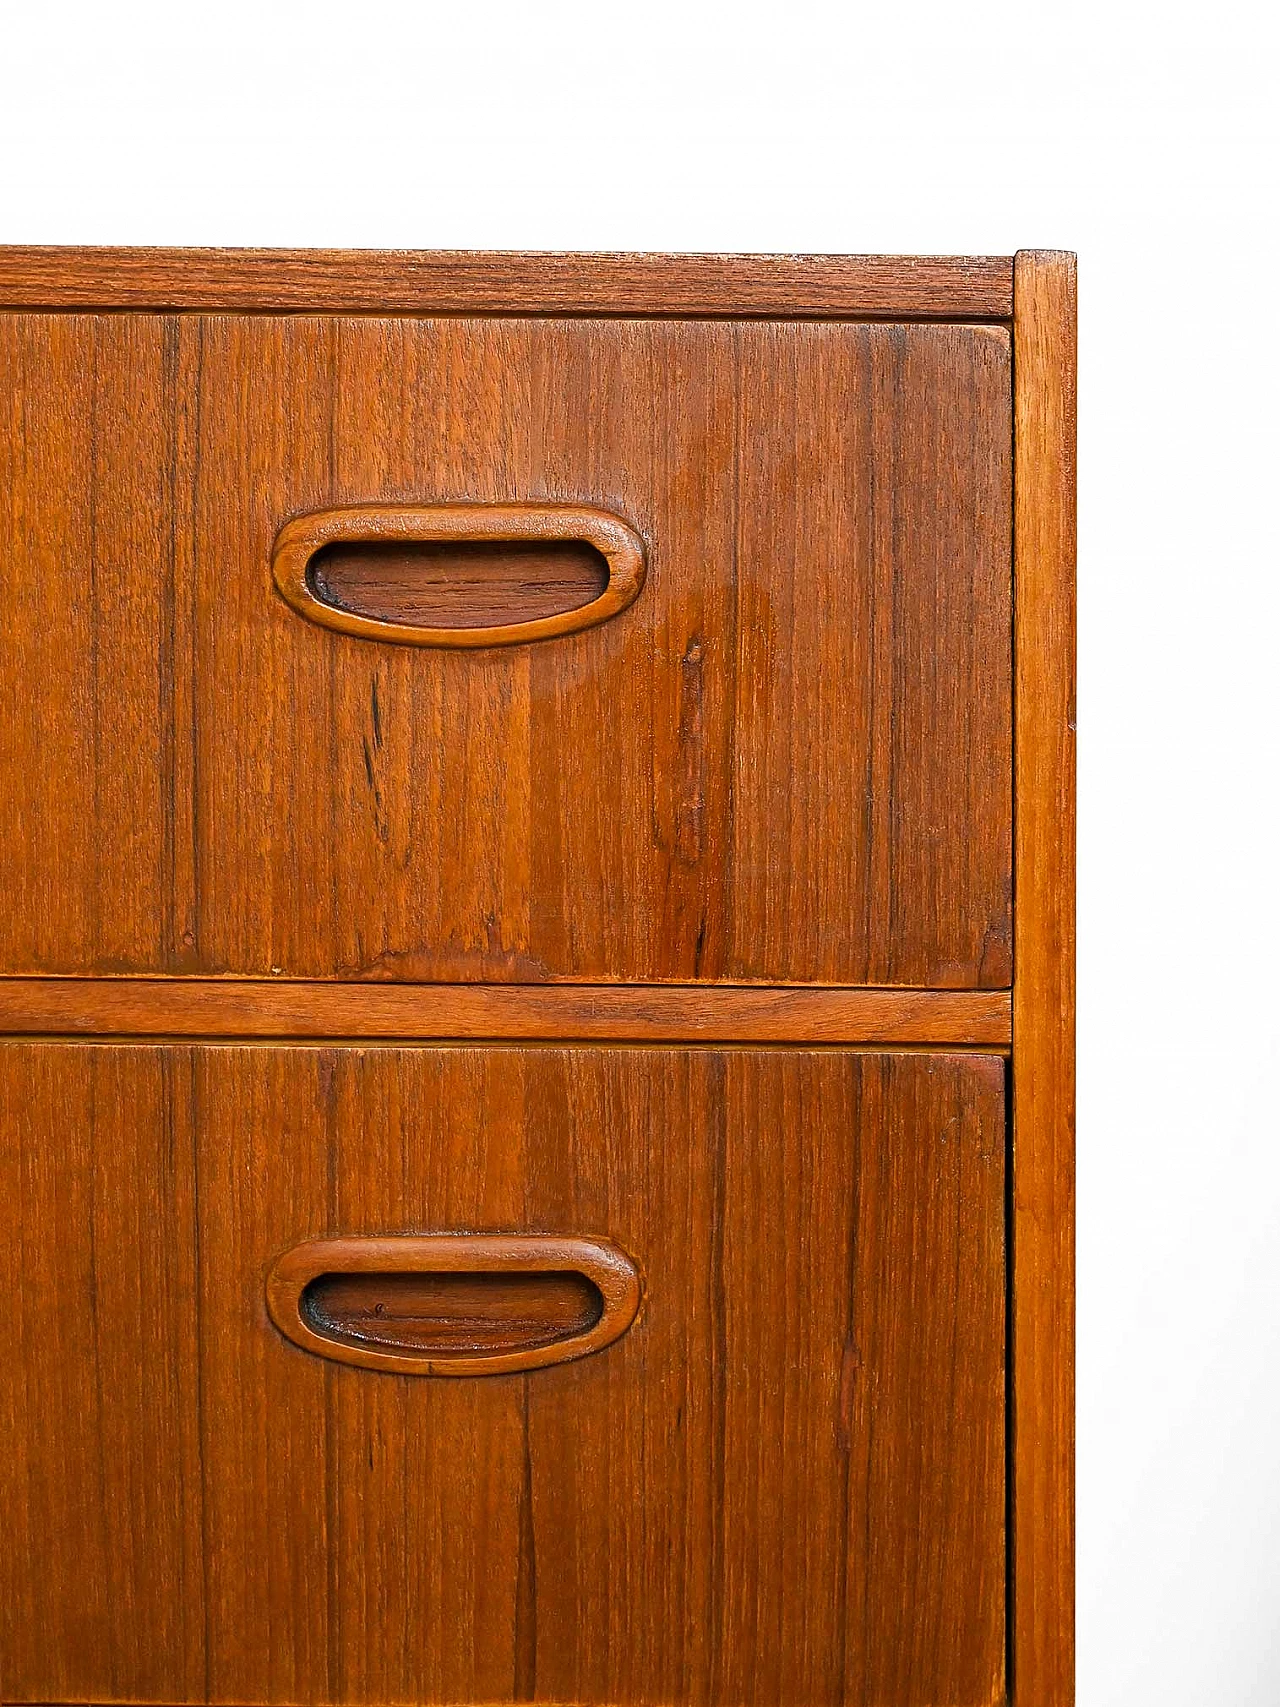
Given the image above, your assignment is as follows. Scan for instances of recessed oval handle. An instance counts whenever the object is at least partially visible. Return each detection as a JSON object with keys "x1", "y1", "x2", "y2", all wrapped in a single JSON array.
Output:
[
  {"x1": 266, "y1": 1233, "x2": 642, "y2": 1376},
  {"x1": 272, "y1": 503, "x2": 647, "y2": 648}
]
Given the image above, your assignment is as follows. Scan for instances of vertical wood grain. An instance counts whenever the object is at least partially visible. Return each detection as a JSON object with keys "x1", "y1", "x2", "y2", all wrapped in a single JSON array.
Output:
[
  {"x1": 731, "y1": 321, "x2": 1012, "y2": 984},
  {"x1": 192, "y1": 1045, "x2": 336, "y2": 1701},
  {"x1": 0, "y1": 1043, "x2": 1006, "y2": 1707},
  {"x1": 0, "y1": 1046, "x2": 206, "y2": 1702},
  {"x1": 0, "y1": 315, "x2": 1011, "y2": 988},
  {"x1": 1012, "y1": 249, "x2": 1077, "y2": 1707},
  {"x1": 0, "y1": 314, "x2": 195, "y2": 973}
]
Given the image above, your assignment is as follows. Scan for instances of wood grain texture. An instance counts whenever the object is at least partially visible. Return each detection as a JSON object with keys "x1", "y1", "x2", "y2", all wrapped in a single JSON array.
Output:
[
  {"x1": 0, "y1": 247, "x2": 1014, "y2": 318},
  {"x1": 0, "y1": 1043, "x2": 1007, "y2": 1707},
  {"x1": 309, "y1": 540, "x2": 609, "y2": 632},
  {"x1": 300, "y1": 1270, "x2": 606, "y2": 1357},
  {"x1": 267, "y1": 1232, "x2": 641, "y2": 1376},
  {"x1": 0, "y1": 978, "x2": 1012, "y2": 1043},
  {"x1": 1012, "y1": 250, "x2": 1077, "y2": 1707},
  {"x1": 0, "y1": 1047, "x2": 207, "y2": 1703},
  {"x1": 272, "y1": 502, "x2": 645, "y2": 648},
  {"x1": 0, "y1": 315, "x2": 1012, "y2": 986}
]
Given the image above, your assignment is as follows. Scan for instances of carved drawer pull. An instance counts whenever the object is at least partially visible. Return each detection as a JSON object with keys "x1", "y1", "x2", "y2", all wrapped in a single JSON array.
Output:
[
  {"x1": 272, "y1": 502, "x2": 647, "y2": 648},
  {"x1": 266, "y1": 1232, "x2": 642, "y2": 1376}
]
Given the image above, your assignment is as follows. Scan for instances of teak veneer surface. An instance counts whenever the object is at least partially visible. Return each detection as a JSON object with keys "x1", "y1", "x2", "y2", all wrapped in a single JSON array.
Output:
[
  {"x1": 0, "y1": 247, "x2": 1014, "y2": 317},
  {"x1": 0, "y1": 247, "x2": 1074, "y2": 1707},
  {"x1": 298, "y1": 1266, "x2": 609, "y2": 1357},
  {"x1": 0, "y1": 313, "x2": 1012, "y2": 986},
  {"x1": 268, "y1": 1232, "x2": 643, "y2": 1377},
  {"x1": 1011, "y1": 250, "x2": 1077, "y2": 1707},
  {"x1": 0, "y1": 978, "x2": 1012, "y2": 1044},
  {"x1": 271, "y1": 502, "x2": 649, "y2": 649},
  {"x1": 0, "y1": 1044, "x2": 1006, "y2": 1707},
  {"x1": 308, "y1": 537, "x2": 611, "y2": 629}
]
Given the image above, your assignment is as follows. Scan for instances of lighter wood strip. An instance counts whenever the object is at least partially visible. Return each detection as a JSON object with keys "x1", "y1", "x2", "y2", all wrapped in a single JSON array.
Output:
[
  {"x1": 0, "y1": 980, "x2": 1012, "y2": 1045},
  {"x1": 1012, "y1": 249, "x2": 1077, "y2": 1707},
  {"x1": 0, "y1": 248, "x2": 1014, "y2": 318}
]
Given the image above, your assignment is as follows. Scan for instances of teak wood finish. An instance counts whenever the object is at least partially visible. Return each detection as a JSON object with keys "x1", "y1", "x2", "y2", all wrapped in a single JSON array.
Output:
[
  {"x1": 272, "y1": 503, "x2": 647, "y2": 647},
  {"x1": 267, "y1": 1232, "x2": 643, "y2": 1376},
  {"x1": 1011, "y1": 250, "x2": 1077, "y2": 1707},
  {"x1": 0, "y1": 309, "x2": 1012, "y2": 987},
  {"x1": 0, "y1": 247, "x2": 1013, "y2": 318},
  {"x1": 0, "y1": 248, "x2": 1075, "y2": 1707},
  {"x1": 0, "y1": 978, "x2": 1011, "y2": 1044},
  {"x1": 0, "y1": 1044, "x2": 1006, "y2": 1707}
]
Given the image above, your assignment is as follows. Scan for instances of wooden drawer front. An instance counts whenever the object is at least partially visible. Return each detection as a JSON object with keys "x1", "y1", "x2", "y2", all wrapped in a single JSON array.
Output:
[
  {"x1": 0, "y1": 1043, "x2": 1006, "y2": 1707},
  {"x1": 0, "y1": 315, "x2": 1011, "y2": 986}
]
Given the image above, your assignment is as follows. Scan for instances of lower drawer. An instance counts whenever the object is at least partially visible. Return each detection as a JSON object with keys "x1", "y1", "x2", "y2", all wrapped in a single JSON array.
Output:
[{"x1": 0, "y1": 1044, "x2": 1006, "y2": 1707}]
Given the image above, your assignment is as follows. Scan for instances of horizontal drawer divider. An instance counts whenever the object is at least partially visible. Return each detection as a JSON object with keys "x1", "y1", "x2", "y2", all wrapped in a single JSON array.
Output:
[{"x1": 0, "y1": 979, "x2": 1011, "y2": 1045}]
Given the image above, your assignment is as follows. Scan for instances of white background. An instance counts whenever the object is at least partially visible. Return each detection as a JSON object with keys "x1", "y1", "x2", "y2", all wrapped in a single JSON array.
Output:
[{"x1": 2, "y1": 3, "x2": 1277, "y2": 1701}]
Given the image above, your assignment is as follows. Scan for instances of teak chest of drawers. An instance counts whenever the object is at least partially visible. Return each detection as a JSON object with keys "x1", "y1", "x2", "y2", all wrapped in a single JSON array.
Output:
[{"x1": 0, "y1": 249, "x2": 1075, "y2": 1707}]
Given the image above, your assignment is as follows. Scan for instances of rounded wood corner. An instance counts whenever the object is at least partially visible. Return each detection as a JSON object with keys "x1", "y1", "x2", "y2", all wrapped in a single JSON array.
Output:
[
  {"x1": 265, "y1": 1232, "x2": 643, "y2": 1377},
  {"x1": 270, "y1": 502, "x2": 647, "y2": 648}
]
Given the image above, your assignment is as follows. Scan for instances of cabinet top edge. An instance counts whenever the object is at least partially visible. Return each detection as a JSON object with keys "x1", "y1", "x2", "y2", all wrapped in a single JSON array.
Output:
[{"x1": 0, "y1": 247, "x2": 1019, "y2": 318}]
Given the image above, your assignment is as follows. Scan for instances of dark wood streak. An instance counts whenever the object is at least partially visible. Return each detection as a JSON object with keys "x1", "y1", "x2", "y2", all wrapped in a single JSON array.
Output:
[{"x1": 514, "y1": 1377, "x2": 538, "y2": 1702}]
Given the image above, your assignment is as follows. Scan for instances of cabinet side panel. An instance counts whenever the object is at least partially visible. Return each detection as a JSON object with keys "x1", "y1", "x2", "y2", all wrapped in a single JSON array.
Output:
[{"x1": 1012, "y1": 249, "x2": 1077, "y2": 1707}]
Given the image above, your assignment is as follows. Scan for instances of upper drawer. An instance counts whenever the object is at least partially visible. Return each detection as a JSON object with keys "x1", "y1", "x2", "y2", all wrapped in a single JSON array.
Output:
[{"x1": 0, "y1": 314, "x2": 1010, "y2": 985}]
